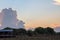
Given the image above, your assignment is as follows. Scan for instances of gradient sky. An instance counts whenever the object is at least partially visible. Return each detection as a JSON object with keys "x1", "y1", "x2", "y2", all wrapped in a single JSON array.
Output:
[{"x1": 0, "y1": 0, "x2": 60, "y2": 29}]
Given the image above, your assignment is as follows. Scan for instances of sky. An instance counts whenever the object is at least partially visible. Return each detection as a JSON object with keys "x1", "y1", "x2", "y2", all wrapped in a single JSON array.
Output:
[{"x1": 0, "y1": 0, "x2": 60, "y2": 29}]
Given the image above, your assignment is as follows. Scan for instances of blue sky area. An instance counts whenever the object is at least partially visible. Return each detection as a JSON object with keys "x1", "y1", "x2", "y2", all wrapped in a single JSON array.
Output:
[{"x1": 0, "y1": 0, "x2": 60, "y2": 29}]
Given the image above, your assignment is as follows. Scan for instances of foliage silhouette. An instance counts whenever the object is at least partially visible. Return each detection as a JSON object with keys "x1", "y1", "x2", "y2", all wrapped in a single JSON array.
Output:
[
  {"x1": 13, "y1": 28, "x2": 26, "y2": 35},
  {"x1": 1, "y1": 27, "x2": 57, "y2": 36},
  {"x1": 44, "y1": 27, "x2": 55, "y2": 34},
  {"x1": 34, "y1": 27, "x2": 45, "y2": 34},
  {"x1": 27, "y1": 30, "x2": 34, "y2": 36}
]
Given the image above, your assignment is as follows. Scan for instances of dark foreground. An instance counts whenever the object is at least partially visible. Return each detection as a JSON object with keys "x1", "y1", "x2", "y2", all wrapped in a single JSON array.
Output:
[{"x1": 0, "y1": 35, "x2": 60, "y2": 40}]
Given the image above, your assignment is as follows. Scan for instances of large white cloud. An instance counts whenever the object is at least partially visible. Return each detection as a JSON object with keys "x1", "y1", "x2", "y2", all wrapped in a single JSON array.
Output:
[
  {"x1": 0, "y1": 8, "x2": 25, "y2": 29},
  {"x1": 53, "y1": 0, "x2": 60, "y2": 5}
]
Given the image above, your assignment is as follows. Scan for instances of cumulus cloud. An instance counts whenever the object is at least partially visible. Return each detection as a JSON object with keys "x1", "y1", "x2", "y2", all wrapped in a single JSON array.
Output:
[
  {"x1": 53, "y1": 0, "x2": 60, "y2": 5},
  {"x1": 0, "y1": 8, "x2": 25, "y2": 29}
]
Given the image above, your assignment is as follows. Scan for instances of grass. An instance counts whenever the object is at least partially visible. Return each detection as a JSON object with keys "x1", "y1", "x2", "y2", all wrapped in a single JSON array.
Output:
[{"x1": 0, "y1": 34, "x2": 60, "y2": 40}]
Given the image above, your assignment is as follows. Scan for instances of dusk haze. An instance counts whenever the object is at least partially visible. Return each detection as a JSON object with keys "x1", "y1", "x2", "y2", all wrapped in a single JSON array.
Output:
[
  {"x1": 0, "y1": 0, "x2": 60, "y2": 30},
  {"x1": 0, "y1": 0, "x2": 60, "y2": 40}
]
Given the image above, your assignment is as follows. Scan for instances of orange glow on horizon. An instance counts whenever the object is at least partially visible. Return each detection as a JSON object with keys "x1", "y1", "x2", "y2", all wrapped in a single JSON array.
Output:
[
  {"x1": 24, "y1": 20, "x2": 60, "y2": 29},
  {"x1": 17, "y1": 15, "x2": 60, "y2": 29}
]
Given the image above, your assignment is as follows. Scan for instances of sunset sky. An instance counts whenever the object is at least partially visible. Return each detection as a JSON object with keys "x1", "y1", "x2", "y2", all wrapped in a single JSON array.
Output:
[{"x1": 0, "y1": 0, "x2": 60, "y2": 29}]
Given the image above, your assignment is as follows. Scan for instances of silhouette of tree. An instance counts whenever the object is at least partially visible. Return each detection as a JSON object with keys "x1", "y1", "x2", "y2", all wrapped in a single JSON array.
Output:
[
  {"x1": 34, "y1": 27, "x2": 55, "y2": 35},
  {"x1": 18, "y1": 28, "x2": 27, "y2": 35},
  {"x1": 2, "y1": 27, "x2": 56, "y2": 36},
  {"x1": 27, "y1": 30, "x2": 33, "y2": 36},
  {"x1": 13, "y1": 28, "x2": 26, "y2": 35},
  {"x1": 44, "y1": 27, "x2": 55, "y2": 34},
  {"x1": 34, "y1": 27, "x2": 45, "y2": 34}
]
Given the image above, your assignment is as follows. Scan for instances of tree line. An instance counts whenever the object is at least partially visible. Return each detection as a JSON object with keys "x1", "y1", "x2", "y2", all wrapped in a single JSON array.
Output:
[{"x1": 2, "y1": 27, "x2": 60, "y2": 36}]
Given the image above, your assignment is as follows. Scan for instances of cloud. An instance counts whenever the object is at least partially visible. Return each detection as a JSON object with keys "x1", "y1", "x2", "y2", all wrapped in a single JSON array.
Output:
[
  {"x1": 53, "y1": 0, "x2": 60, "y2": 5},
  {"x1": 0, "y1": 8, "x2": 25, "y2": 29}
]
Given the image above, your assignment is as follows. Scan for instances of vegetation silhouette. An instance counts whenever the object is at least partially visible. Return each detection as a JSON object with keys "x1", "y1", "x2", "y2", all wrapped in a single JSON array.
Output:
[
  {"x1": 1, "y1": 27, "x2": 58, "y2": 36},
  {"x1": 13, "y1": 28, "x2": 26, "y2": 35},
  {"x1": 0, "y1": 27, "x2": 60, "y2": 40},
  {"x1": 27, "y1": 30, "x2": 34, "y2": 36},
  {"x1": 34, "y1": 27, "x2": 45, "y2": 34},
  {"x1": 44, "y1": 27, "x2": 55, "y2": 34}
]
